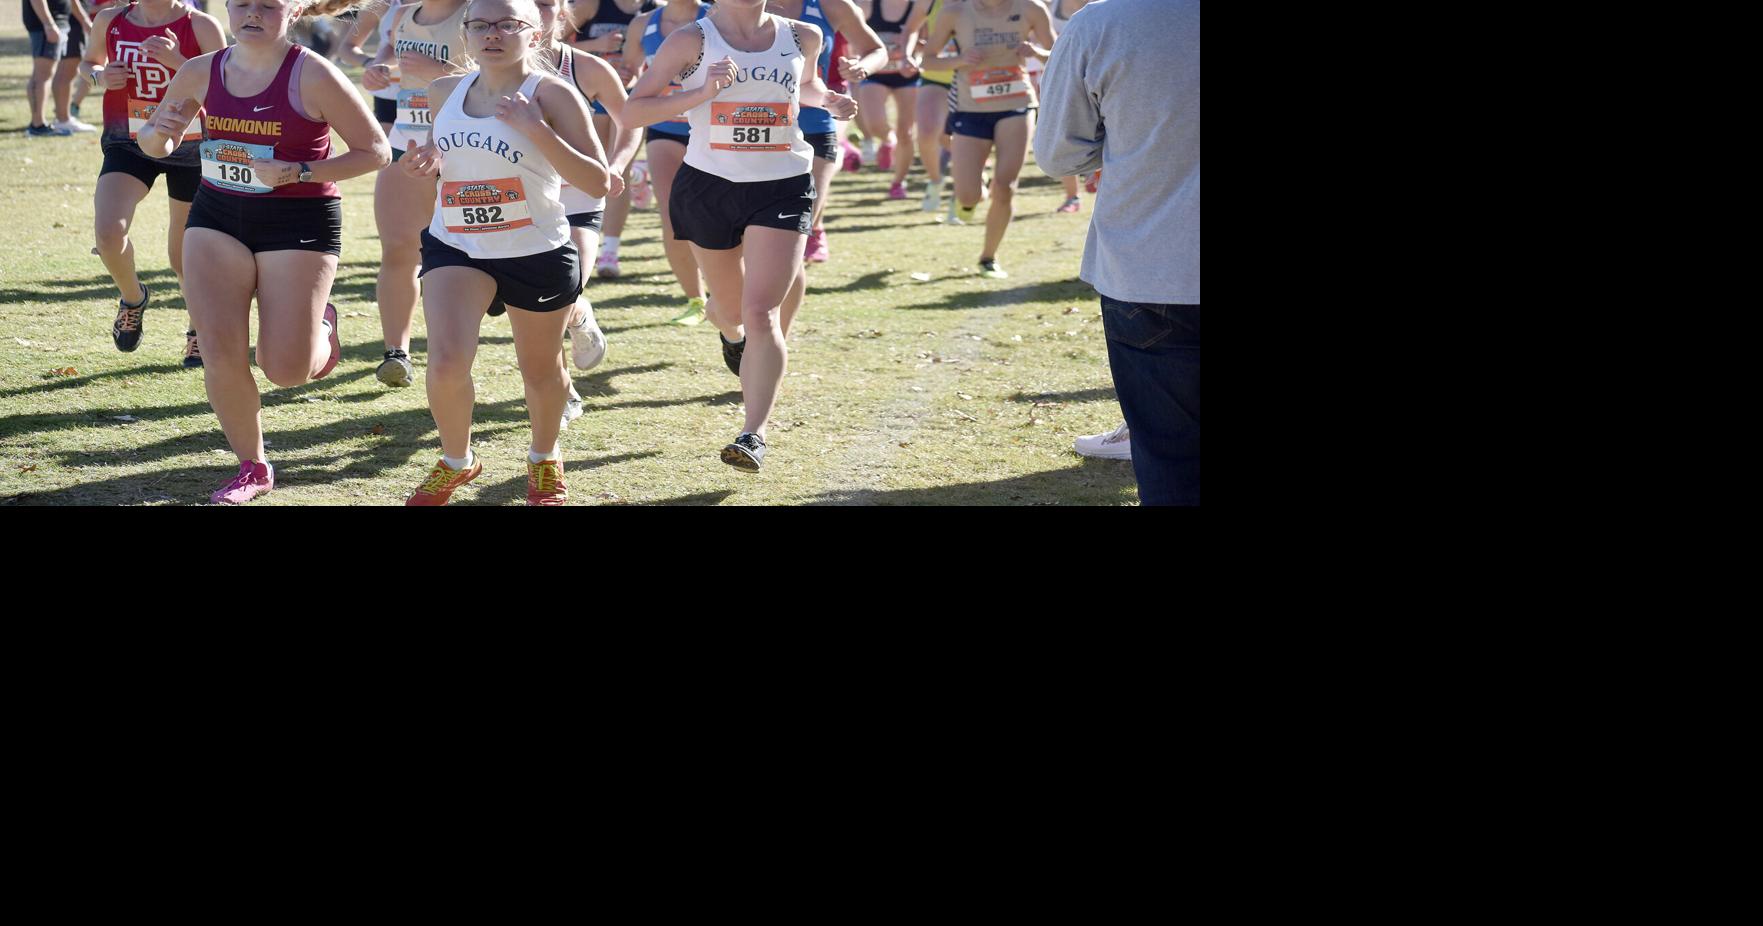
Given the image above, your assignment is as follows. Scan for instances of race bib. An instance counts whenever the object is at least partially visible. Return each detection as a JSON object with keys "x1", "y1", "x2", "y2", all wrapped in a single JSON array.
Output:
[
  {"x1": 969, "y1": 66, "x2": 1028, "y2": 101},
  {"x1": 128, "y1": 98, "x2": 202, "y2": 141},
  {"x1": 395, "y1": 87, "x2": 431, "y2": 135},
  {"x1": 878, "y1": 32, "x2": 905, "y2": 74},
  {"x1": 708, "y1": 102, "x2": 791, "y2": 152},
  {"x1": 440, "y1": 178, "x2": 533, "y2": 234},
  {"x1": 587, "y1": 22, "x2": 623, "y2": 68},
  {"x1": 200, "y1": 140, "x2": 276, "y2": 193}
]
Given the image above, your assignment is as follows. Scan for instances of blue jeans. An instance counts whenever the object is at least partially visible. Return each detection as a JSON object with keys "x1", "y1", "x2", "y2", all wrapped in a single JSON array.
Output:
[{"x1": 1100, "y1": 295, "x2": 1200, "y2": 506}]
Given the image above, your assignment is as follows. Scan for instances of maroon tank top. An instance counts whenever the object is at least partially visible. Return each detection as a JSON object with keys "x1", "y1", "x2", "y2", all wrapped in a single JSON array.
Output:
[
  {"x1": 200, "y1": 44, "x2": 337, "y2": 198},
  {"x1": 102, "y1": 2, "x2": 206, "y2": 151}
]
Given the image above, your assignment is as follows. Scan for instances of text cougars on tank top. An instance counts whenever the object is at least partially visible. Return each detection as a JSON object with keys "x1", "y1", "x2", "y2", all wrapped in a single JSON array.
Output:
[
  {"x1": 556, "y1": 49, "x2": 606, "y2": 216},
  {"x1": 641, "y1": 2, "x2": 709, "y2": 137},
  {"x1": 199, "y1": 45, "x2": 338, "y2": 198},
  {"x1": 390, "y1": 0, "x2": 470, "y2": 149},
  {"x1": 103, "y1": 1, "x2": 206, "y2": 161},
  {"x1": 953, "y1": 0, "x2": 1035, "y2": 112},
  {"x1": 426, "y1": 71, "x2": 571, "y2": 258},
  {"x1": 682, "y1": 14, "x2": 813, "y2": 183}
]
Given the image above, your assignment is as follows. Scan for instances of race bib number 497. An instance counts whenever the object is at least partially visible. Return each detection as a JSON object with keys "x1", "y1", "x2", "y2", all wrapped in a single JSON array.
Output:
[
  {"x1": 708, "y1": 102, "x2": 792, "y2": 152},
  {"x1": 969, "y1": 66, "x2": 1029, "y2": 101},
  {"x1": 200, "y1": 140, "x2": 276, "y2": 193},
  {"x1": 440, "y1": 178, "x2": 533, "y2": 234}
]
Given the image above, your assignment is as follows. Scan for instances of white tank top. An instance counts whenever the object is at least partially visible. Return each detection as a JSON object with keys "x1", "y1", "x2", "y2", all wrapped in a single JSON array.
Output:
[
  {"x1": 682, "y1": 14, "x2": 813, "y2": 183},
  {"x1": 389, "y1": 1, "x2": 469, "y2": 149},
  {"x1": 427, "y1": 72, "x2": 571, "y2": 259},
  {"x1": 555, "y1": 49, "x2": 606, "y2": 216},
  {"x1": 371, "y1": 0, "x2": 402, "y2": 101}
]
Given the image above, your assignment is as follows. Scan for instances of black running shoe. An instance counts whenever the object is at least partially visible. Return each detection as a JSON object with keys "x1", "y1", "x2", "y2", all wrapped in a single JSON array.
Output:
[
  {"x1": 183, "y1": 330, "x2": 203, "y2": 369},
  {"x1": 376, "y1": 348, "x2": 414, "y2": 387},
  {"x1": 112, "y1": 284, "x2": 149, "y2": 352},
  {"x1": 721, "y1": 432, "x2": 767, "y2": 472},
  {"x1": 720, "y1": 333, "x2": 745, "y2": 377}
]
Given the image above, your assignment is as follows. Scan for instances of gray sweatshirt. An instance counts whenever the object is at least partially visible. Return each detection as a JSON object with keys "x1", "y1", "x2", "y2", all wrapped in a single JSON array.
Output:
[{"x1": 1033, "y1": 0, "x2": 1200, "y2": 305}]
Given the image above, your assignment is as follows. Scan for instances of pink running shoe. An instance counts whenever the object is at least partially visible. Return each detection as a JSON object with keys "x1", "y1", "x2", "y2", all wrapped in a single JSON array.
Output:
[
  {"x1": 841, "y1": 138, "x2": 863, "y2": 172},
  {"x1": 878, "y1": 142, "x2": 894, "y2": 170},
  {"x1": 1057, "y1": 196, "x2": 1081, "y2": 213},
  {"x1": 595, "y1": 251, "x2": 621, "y2": 279},
  {"x1": 889, "y1": 181, "x2": 907, "y2": 200},
  {"x1": 804, "y1": 227, "x2": 829, "y2": 263},
  {"x1": 211, "y1": 460, "x2": 274, "y2": 505},
  {"x1": 314, "y1": 303, "x2": 340, "y2": 379}
]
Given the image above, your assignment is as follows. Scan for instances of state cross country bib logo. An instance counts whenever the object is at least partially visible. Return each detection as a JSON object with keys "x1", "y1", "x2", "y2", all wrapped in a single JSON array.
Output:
[
  {"x1": 441, "y1": 179, "x2": 533, "y2": 233},
  {"x1": 710, "y1": 102, "x2": 791, "y2": 152}
]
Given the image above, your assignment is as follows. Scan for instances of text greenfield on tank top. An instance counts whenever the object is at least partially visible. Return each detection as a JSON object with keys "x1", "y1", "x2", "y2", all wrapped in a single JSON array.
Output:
[
  {"x1": 556, "y1": 49, "x2": 606, "y2": 216},
  {"x1": 390, "y1": 0, "x2": 469, "y2": 149},
  {"x1": 682, "y1": 14, "x2": 813, "y2": 183},
  {"x1": 102, "y1": 1, "x2": 205, "y2": 160},
  {"x1": 427, "y1": 71, "x2": 570, "y2": 258},
  {"x1": 953, "y1": 0, "x2": 1035, "y2": 112}
]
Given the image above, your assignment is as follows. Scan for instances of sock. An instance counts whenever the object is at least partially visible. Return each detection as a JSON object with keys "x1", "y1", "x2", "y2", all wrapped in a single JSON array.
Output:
[
  {"x1": 600, "y1": 236, "x2": 620, "y2": 256},
  {"x1": 443, "y1": 450, "x2": 473, "y2": 471},
  {"x1": 529, "y1": 445, "x2": 560, "y2": 463},
  {"x1": 121, "y1": 284, "x2": 147, "y2": 308}
]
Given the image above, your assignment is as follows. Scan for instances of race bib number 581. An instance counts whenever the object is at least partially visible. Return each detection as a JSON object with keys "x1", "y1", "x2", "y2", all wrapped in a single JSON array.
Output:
[{"x1": 708, "y1": 102, "x2": 792, "y2": 152}]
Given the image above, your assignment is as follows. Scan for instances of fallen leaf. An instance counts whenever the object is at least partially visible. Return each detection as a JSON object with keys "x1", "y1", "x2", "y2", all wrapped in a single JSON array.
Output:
[
  {"x1": 1063, "y1": 306, "x2": 1081, "y2": 314},
  {"x1": 18, "y1": 465, "x2": 36, "y2": 473},
  {"x1": 1011, "y1": 335, "x2": 1023, "y2": 342},
  {"x1": 909, "y1": 272, "x2": 932, "y2": 282},
  {"x1": 898, "y1": 442, "x2": 911, "y2": 448},
  {"x1": 14, "y1": 338, "x2": 31, "y2": 346},
  {"x1": 345, "y1": 311, "x2": 369, "y2": 318},
  {"x1": 369, "y1": 423, "x2": 386, "y2": 435},
  {"x1": 957, "y1": 393, "x2": 974, "y2": 400},
  {"x1": 48, "y1": 367, "x2": 78, "y2": 376},
  {"x1": 909, "y1": 386, "x2": 926, "y2": 392}
]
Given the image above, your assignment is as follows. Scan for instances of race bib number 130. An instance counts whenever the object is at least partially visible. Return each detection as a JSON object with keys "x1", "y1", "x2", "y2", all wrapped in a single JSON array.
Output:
[
  {"x1": 708, "y1": 102, "x2": 792, "y2": 152},
  {"x1": 200, "y1": 140, "x2": 276, "y2": 193},
  {"x1": 440, "y1": 178, "x2": 533, "y2": 233}
]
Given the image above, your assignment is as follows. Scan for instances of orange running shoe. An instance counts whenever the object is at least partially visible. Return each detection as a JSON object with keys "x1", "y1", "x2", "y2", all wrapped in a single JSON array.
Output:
[
  {"x1": 406, "y1": 457, "x2": 483, "y2": 506},
  {"x1": 526, "y1": 458, "x2": 568, "y2": 506}
]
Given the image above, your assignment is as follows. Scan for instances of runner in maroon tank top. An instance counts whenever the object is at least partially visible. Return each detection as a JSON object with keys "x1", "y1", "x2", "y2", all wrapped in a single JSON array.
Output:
[
  {"x1": 138, "y1": 0, "x2": 390, "y2": 504},
  {"x1": 81, "y1": 0, "x2": 226, "y2": 366}
]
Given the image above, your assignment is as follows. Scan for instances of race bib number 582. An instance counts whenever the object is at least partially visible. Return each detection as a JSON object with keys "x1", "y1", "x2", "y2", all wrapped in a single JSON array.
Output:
[{"x1": 440, "y1": 178, "x2": 533, "y2": 233}]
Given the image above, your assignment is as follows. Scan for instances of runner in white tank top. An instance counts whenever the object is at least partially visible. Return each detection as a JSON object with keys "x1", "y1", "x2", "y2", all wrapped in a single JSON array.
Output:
[
  {"x1": 623, "y1": 0, "x2": 857, "y2": 472},
  {"x1": 399, "y1": 0, "x2": 612, "y2": 506}
]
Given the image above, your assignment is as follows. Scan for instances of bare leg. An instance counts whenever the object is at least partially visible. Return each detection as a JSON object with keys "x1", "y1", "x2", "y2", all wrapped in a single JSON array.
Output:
[
  {"x1": 52, "y1": 56, "x2": 79, "y2": 123},
  {"x1": 168, "y1": 197, "x2": 194, "y2": 330},
  {"x1": 254, "y1": 250, "x2": 340, "y2": 385},
  {"x1": 890, "y1": 85, "x2": 919, "y2": 186},
  {"x1": 506, "y1": 303, "x2": 574, "y2": 457},
  {"x1": 952, "y1": 132, "x2": 992, "y2": 210},
  {"x1": 374, "y1": 162, "x2": 437, "y2": 353},
  {"x1": 645, "y1": 136, "x2": 703, "y2": 299},
  {"x1": 27, "y1": 57, "x2": 53, "y2": 126},
  {"x1": 93, "y1": 172, "x2": 152, "y2": 305},
  {"x1": 183, "y1": 228, "x2": 264, "y2": 462},
  {"x1": 981, "y1": 115, "x2": 1029, "y2": 261},
  {"x1": 915, "y1": 82, "x2": 947, "y2": 187},
  {"x1": 421, "y1": 266, "x2": 495, "y2": 460}
]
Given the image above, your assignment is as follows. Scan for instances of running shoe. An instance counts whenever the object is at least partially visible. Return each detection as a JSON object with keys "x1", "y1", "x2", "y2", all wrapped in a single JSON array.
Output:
[
  {"x1": 670, "y1": 296, "x2": 707, "y2": 326},
  {"x1": 183, "y1": 330, "x2": 203, "y2": 369},
  {"x1": 377, "y1": 348, "x2": 414, "y2": 387},
  {"x1": 922, "y1": 183, "x2": 942, "y2": 213},
  {"x1": 630, "y1": 178, "x2": 652, "y2": 210},
  {"x1": 568, "y1": 304, "x2": 607, "y2": 370},
  {"x1": 112, "y1": 283, "x2": 148, "y2": 352},
  {"x1": 1073, "y1": 422, "x2": 1132, "y2": 460},
  {"x1": 1085, "y1": 169, "x2": 1101, "y2": 194},
  {"x1": 943, "y1": 197, "x2": 962, "y2": 225},
  {"x1": 860, "y1": 137, "x2": 878, "y2": 163},
  {"x1": 52, "y1": 118, "x2": 97, "y2": 134},
  {"x1": 978, "y1": 258, "x2": 1008, "y2": 279},
  {"x1": 594, "y1": 251, "x2": 621, "y2": 279},
  {"x1": 314, "y1": 303, "x2": 340, "y2": 379},
  {"x1": 405, "y1": 457, "x2": 482, "y2": 506},
  {"x1": 841, "y1": 138, "x2": 863, "y2": 172},
  {"x1": 954, "y1": 201, "x2": 977, "y2": 225},
  {"x1": 26, "y1": 123, "x2": 70, "y2": 137},
  {"x1": 720, "y1": 432, "x2": 767, "y2": 472},
  {"x1": 878, "y1": 141, "x2": 894, "y2": 170},
  {"x1": 211, "y1": 460, "x2": 274, "y2": 505},
  {"x1": 561, "y1": 391, "x2": 584, "y2": 430},
  {"x1": 1057, "y1": 196, "x2": 1081, "y2": 214},
  {"x1": 889, "y1": 180, "x2": 907, "y2": 200},
  {"x1": 720, "y1": 333, "x2": 745, "y2": 377},
  {"x1": 526, "y1": 458, "x2": 568, "y2": 506},
  {"x1": 804, "y1": 227, "x2": 829, "y2": 263},
  {"x1": 69, "y1": 102, "x2": 80, "y2": 119}
]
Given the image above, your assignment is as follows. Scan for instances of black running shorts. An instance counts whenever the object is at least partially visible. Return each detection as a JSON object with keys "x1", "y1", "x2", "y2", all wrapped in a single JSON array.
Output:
[
  {"x1": 419, "y1": 229, "x2": 582, "y2": 316},
  {"x1": 185, "y1": 187, "x2": 343, "y2": 255},
  {"x1": 668, "y1": 162, "x2": 815, "y2": 250}
]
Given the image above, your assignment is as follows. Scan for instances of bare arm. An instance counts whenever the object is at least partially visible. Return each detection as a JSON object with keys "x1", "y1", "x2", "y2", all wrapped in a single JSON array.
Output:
[
  {"x1": 823, "y1": 0, "x2": 889, "y2": 83},
  {"x1": 576, "y1": 50, "x2": 641, "y2": 175},
  {"x1": 340, "y1": 7, "x2": 382, "y2": 66},
  {"x1": 31, "y1": 0, "x2": 62, "y2": 43},
  {"x1": 1017, "y1": 0, "x2": 1053, "y2": 62},
  {"x1": 621, "y1": 20, "x2": 706, "y2": 128},
  {"x1": 136, "y1": 52, "x2": 213, "y2": 158},
  {"x1": 300, "y1": 54, "x2": 395, "y2": 181},
  {"x1": 502, "y1": 76, "x2": 611, "y2": 197},
  {"x1": 793, "y1": 23, "x2": 856, "y2": 117}
]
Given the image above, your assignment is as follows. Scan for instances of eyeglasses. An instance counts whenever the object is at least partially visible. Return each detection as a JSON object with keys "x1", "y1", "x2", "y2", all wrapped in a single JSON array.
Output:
[{"x1": 464, "y1": 19, "x2": 536, "y2": 36}]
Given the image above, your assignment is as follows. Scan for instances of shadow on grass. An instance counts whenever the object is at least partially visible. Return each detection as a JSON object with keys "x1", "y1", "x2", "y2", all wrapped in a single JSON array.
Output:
[
  {"x1": 1009, "y1": 387, "x2": 1117, "y2": 405},
  {"x1": 0, "y1": 268, "x2": 181, "y2": 305},
  {"x1": 807, "y1": 459, "x2": 1138, "y2": 506},
  {"x1": 808, "y1": 270, "x2": 892, "y2": 294},
  {"x1": 647, "y1": 489, "x2": 734, "y2": 506},
  {"x1": 890, "y1": 278, "x2": 1092, "y2": 311}
]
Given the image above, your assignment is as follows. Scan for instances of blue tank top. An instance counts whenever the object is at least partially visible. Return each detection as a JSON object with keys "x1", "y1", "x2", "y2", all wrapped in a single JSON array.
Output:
[
  {"x1": 641, "y1": 3, "x2": 710, "y2": 136},
  {"x1": 797, "y1": 0, "x2": 835, "y2": 134}
]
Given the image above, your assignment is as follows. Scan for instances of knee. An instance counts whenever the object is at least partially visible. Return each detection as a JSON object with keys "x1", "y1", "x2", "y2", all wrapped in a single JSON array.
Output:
[
  {"x1": 519, "y1": 359, "x2": 566, "y2": 392},
  {"x1": 259, "y1": 356, "x2": 310, "y2": 388},
  {"x1": 381, "y1": 234, "x2": 420, "y2": 260},
  {"x1": 741, "y1": 303, "x2": 781, "y2": 333},
  {"x1": 426, "y1": 348, "x2": 473, "y2": 385},
  {"x1": 94, "y1": 219, "x2": 129, "y2": 254},
  {"x1": 992, "y1": 177, "x2": 1020, "y2": 196}
]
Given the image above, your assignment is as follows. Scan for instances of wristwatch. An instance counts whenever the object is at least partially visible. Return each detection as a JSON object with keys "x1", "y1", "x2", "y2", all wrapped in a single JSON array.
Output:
[{"x1": 298, "y1": 162, "x2": 313, "y2": 183}]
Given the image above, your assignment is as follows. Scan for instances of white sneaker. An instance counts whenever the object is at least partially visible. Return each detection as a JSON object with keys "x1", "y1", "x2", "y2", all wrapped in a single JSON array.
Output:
[
  {"x1": 53, "y1": 118, "x2": 98, "y2": 134},
  {"x1": 1074, "y1": 422, "x2": 1132, "y2": 460},
  {"x1": 860, "y1": 137, "x2": 878, "y2": 162},
  {"x1": 922, "y1": 184, "x2": 942, "y2": 213},
  {"x1": 567, "y1": 305, "x2": 607, "y2": 370},
  {"x1": 561, "y1": 390, "x2": 584, "y2": 430}
]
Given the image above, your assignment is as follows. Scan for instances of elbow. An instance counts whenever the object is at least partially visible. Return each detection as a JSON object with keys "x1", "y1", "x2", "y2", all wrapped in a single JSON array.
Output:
[{"x1": 371, "y1": 138, "x2": 393, "y2": 170}]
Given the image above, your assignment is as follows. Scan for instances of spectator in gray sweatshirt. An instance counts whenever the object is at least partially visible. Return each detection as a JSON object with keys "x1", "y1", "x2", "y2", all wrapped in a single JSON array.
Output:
[{"x1": 1033, "y1": 0, "x2": 1199, "y2": 505}]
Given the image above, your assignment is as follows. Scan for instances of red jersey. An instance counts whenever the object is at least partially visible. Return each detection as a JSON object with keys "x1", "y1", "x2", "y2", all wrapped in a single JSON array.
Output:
[
  {"x1": 102, "y1": 1, "x2": 206, "y2": 159},
  {"x1": 199, "y1": 45, "x2": 338, "y2": 198}
]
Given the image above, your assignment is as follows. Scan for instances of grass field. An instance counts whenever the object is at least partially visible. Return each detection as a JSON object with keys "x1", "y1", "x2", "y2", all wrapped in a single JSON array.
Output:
[{"x1": 0, "y1": 19, "x2": 1134, "y2": 505}]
